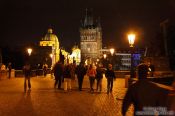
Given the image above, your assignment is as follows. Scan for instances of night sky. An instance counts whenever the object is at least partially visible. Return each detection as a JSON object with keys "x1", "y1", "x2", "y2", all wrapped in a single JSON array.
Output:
[{"x1": 1, "y1": 0, "x2": 175, "y2": 50}]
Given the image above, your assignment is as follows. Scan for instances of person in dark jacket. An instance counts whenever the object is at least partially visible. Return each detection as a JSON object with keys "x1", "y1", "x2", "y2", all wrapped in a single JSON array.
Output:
[
  {"x1": 23, "y1": 63, "x2": 31, "y2": 92},
  {"x1": 75, "y1": 62, "x2": 86, "y2": 91},
  {"x1": 63, "y1": 64, "x2": 72, "y2": 91},
  {"x1": 105, "y1": 64, "x2": 116, "y2": 94},
  {"x1": 52, "y1": 61, "x2": 64, "y2": 89},
  {"x1": 122, "y1": 63, "x2": 168, "y2": 116},
  {"x1": 96, "y1": 64, "x2": 104, "y2": 92}
]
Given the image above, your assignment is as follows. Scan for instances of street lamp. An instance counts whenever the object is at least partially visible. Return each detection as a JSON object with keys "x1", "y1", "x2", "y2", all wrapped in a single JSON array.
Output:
[
  {"x1": 50, "y1": 53, "x2": 53, "y2": 59},
  {"x1": 110, "y1": 48, "x2": 115, "y2": 56},
  {"x1": 128, "y1": 33, "x2": 135, "y2": 78},
  {"x1": 128, "y1": 34, "x2": 135, "y2": 47},
  {"x1": 109, "y1": 48, "x2": 115, "y2": 69},
  {"x1": 103, "y1": 54, "x2": 107, "y2": 68},
  {"x1": 27, "y1": 48, "x2": 32, "y2": 56},
  {"x1": 103, "y1": 54, "x2": 107, "y2": 59}
]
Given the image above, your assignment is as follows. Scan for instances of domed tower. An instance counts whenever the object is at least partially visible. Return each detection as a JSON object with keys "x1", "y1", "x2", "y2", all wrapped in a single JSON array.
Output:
[{"x1": 39, "y1": 28, "x2": 60, "y2": 66}]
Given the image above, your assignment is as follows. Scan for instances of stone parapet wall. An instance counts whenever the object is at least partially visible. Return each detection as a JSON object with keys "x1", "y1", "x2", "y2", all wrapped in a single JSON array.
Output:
[{"x1": 0, "y1": 69, "x2": 15, "y2": 79}]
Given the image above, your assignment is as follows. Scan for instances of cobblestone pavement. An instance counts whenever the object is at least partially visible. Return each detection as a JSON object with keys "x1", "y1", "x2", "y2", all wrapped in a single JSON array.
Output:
[{"x1": 0, "y1": 75, "x2": 133, "y2": 116}]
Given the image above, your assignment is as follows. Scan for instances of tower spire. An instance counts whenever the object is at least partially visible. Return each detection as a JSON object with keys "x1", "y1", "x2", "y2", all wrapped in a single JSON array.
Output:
[
  {"x1": 84, "y1": 8, "x2": 88, "y2": 27},
  {"x1": 83, "y1": 8, "x2": 94, "y2": 27}
]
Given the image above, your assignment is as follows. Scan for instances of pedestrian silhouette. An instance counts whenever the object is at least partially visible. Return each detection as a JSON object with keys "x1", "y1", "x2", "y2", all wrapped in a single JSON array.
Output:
[
  {"x1": 75, "y1": 62, "x2": 86, "y2": 91},
  {"x1": 7, "y1": 62, "x2": 12, "y2": 79},
  {"x1": 23, "y1": 63, "x2": 31, "y2": 92},
  {"x1": 105, "y1": 64, "x2": 116, "y2": 94},
  {"x1": 43, "y1": 63, "x2": 48, "y2": 77},
  {"x1": 96, "y1": 64, "x2": 104, "y2": 92},
  {"x1": 87, "y1": 64, "x2": 97, "y2": 93},
  {"x1": 122, "y1": 63, "x2": 168, "y2": 116},
  {"x1": 63, "y1": 64, "x2": 72, "y2": 91},
  {"x1": 52, "y1": 61, "x2": 64, "y2": 89}
]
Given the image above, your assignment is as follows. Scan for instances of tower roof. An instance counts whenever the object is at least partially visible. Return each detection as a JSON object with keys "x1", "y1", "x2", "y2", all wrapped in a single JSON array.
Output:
[
  {"x1": 81, "y1": 9, "x2": 101, "y2": 29},
  {"x1": 82, "y1": 9, "x2": 94, "y2": 28}
]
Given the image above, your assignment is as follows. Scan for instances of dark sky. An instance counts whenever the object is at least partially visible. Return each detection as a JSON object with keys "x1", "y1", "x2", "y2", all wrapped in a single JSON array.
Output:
[{"x1": 1, "y1": 0, "x2": 175, "y2": 50}]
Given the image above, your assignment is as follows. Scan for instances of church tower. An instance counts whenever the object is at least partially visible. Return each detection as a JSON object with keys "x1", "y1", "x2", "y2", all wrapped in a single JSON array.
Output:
[{"x1": 80, "y1": 9, "x2": 102, "y2": 64}]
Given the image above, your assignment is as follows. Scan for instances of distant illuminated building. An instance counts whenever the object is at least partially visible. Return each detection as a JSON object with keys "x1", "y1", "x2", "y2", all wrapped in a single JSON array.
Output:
[
  {"x1": 61, "y1": 49, "x2": 69, "y2": 64},
  {"x1": 39, "y1": 28, "x2": 60, "y2": 66},
  {"x1": 80, "y1": 9, "x2": 102, "y2": 64},
  {"x1": 116, "y1": 53, "x2": 141, "y2": 70},
  {"x1": 70, "y1": 45, "x2": 81, "y2": 65}
]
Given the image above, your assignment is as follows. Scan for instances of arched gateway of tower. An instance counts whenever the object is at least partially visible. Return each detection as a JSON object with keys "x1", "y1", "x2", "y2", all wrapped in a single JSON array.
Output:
[{"x1": 80, "y1": 10, "x2": 102, "y2": 64}]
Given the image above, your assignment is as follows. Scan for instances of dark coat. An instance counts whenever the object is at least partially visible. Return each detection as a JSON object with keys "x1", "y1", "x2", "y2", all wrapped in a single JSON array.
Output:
[
  {"x1": 105, "y1": 69, "x2": 115, "y2": 79},
  {"x1": 63, "y1": 65, "x2": 71, "y2": 79},
  {"x1": 96, "y1": 67, "x2": 104, "y2": 79},
  {"x1": 75, "y1": 65, "x2": 86, "y2": 78},
  {"x1": 122, "y1": 80, "x2": 168, "y2": 116},
  {"x1": 53, "y1": 63, "x2": 63, "y2": 78},
  {"x1": 23, "y1": 64, "x2": 31, "y2": 78}
]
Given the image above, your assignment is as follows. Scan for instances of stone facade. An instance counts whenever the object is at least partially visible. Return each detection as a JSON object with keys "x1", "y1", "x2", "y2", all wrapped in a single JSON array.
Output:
[{"x1": 80, "y1": 10, "x2": 102, "y2": 64}]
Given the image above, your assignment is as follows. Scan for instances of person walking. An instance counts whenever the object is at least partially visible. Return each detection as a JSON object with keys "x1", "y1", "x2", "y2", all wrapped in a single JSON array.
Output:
[
  {"x1": 63, "y1": 64, "x2": 72, "y2": 92},
  {"x1": 122, "y1": 63, "x2": 168, "y2": 116},
  {"x1": 36, "y1": 64, "x2": 41, "y2": 77},
  {"x1": 96, "y1": 64, "x2": 104, "y2": 92},
  {"x1": 87, "y1": 64, "x2": 96, "y2": 92},
  {"x1": 7, "y1": 62, "x2": 12, "y2": 79},
  {"x1": 52, "y1": 61, "x2": 64, "y2": 89},
  {"x1": 43, "y1": 63, "x2": 48, "y2": 77},
  {"x1": 105, "y1": 64, "x2": 116, "y2": 94},
  {"x1": 23, "y1": 63, "x2": 31, "y2": 92},
  {"x1": 75, "y1": 62, "x2": 86, "y2": 91}
]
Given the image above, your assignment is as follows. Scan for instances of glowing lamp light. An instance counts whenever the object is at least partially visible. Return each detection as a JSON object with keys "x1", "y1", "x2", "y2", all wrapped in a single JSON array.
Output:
[
  {"x1": 128, "y1": 34, "x2": 135, "y2": 47},
  {"x1": 110, "y1": 48, "x2": 115, "y2": 55},
  {"x1": 103, "y1": 54, "x2": 107, "y2": 59},
  {"x1": 148, "y1": 68, "x2": 151, "y2": 71},
  {"x1": 27, "y1": 48, "x2": 32, "y2": 56},
  {"x1": 50, "y1": 54, "x2": 53, "y2": 58}
]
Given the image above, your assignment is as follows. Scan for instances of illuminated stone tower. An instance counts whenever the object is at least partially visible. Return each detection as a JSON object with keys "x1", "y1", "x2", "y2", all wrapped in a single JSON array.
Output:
[
  {"x1": 80, "y1": 9, "x2": 102, "y2": 64},
  {"x1": 39, "y1": 28, "x2": 60, "y2": 66}
]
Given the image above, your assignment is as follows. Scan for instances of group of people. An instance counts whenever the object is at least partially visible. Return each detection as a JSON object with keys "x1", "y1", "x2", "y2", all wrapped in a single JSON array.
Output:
[
  {"x1": 52, "y1": 61, "x2": 116, "y2": 93},
  {"x1": 22, "y1": 61, "x2": 174, "y2": 115}
]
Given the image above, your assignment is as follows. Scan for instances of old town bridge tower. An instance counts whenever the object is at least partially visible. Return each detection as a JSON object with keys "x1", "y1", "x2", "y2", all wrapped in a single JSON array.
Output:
[{"x1": 80, "y1": 9, "x2": 102, "y2": 64}]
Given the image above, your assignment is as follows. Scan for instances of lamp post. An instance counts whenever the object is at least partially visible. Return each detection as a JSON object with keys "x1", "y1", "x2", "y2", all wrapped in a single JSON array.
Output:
[
  {"x1": 103, "y1": 54, "x2": 107, "y2": 68},
  {"x1": 128, "y1": 34, "x2": 135, "y2": 78},
  {"x1": 109, "y1": 48, "x2": 115, "y2": 69}
]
